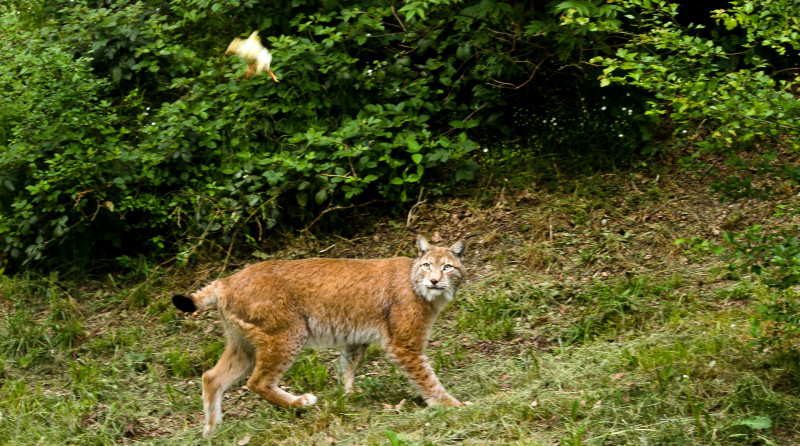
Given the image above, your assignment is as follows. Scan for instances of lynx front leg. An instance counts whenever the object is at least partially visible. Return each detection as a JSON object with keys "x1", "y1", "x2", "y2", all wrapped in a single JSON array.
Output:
[
  {"x1": 340, "y1": 344, "x2": 367, "y2": 393},
  {"x1": 386, "y1": 345, "x2": 462, "y2": 407}
]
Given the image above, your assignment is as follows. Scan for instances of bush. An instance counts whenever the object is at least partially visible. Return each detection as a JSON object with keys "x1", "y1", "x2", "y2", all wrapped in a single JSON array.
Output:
[
  {"x1": 721, "y1": 224, "x2": 800, "y2": 345},
  {"x1": 563, "y1": 0, "x2": 800, "y2": 347},
  {"x1": 0, "y1": 0, "x2": 663, "y2": 270},
  {"x1": 575, "y1": 0, "x2": 800, "y2": 167}
]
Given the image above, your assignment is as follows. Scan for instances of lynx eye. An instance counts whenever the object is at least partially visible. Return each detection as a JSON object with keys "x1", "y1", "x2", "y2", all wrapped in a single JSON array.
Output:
[
  {"x1": 421, "y1": 263, "x2": 431, "y2": 271},
  {"x1": 443, "y1": 264, "x2": 453, "y2": 272}
]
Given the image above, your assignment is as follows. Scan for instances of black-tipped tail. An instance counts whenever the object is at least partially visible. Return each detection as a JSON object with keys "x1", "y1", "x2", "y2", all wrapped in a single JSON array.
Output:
[{"x1": 172, "y1": 294, "x2": 197, "y2": 313}]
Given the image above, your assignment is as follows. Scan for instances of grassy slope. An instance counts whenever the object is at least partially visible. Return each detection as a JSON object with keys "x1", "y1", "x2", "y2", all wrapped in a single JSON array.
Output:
[{"x1": 1, "y1": 165, "x2": 799, "y2": 445}]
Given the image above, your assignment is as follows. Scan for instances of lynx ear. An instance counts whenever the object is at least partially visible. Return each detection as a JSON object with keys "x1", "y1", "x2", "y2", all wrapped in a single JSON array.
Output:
[
  {"x1": 450, "y1": 241, "x2": 466, "y2": 259},
  {"x1": 416, "y1": 235, "x2": 430, "y2": 255}
]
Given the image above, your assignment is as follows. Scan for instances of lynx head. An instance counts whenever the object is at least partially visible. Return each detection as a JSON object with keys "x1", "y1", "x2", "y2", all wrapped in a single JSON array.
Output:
[{"x1": 411, "y1": 235, "x2": 466, "y2": 303}]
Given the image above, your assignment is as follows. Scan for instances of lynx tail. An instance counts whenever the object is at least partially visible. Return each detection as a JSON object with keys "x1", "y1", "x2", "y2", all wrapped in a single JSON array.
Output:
[
  {"x1": 172, "y1": 294, "x2": 197, "y2": 313},
  {"x1": 171, "y1": 282, "x2": 222, "y2": 313}
]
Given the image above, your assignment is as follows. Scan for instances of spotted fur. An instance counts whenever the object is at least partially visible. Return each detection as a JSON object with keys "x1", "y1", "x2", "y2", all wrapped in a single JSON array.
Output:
[{"x1": 172, "y1": 235, "x2": 467, "y2": 437}]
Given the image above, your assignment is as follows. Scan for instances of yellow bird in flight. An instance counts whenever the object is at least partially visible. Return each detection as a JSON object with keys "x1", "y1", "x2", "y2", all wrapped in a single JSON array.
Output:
[{"x1": 226, "y1": 31, "x2": 279, "y2": 82}]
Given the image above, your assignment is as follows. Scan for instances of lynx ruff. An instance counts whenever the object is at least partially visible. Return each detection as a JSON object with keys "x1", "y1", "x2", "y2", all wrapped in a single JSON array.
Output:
[{"x1": 172, "y1": 235, "x2": 469, "y2": 437}]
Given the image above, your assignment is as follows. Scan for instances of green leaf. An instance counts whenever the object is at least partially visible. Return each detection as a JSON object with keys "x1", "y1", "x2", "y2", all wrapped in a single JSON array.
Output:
[
  {"x1": 455, "y1": 161, "x2": 478, "y2": 180},
  {"x1": 296, "y1": 191, "x2": 309, "y2": 207},
  {"x1": 729, "y1": 415, "x2": 772, "y2": 430},
  {"x1": 384, "y1": 429, "x2": 404, "y2": 446},
  {"x1": 406, "y1": 136, "x2": 421, "y2": 153},
  {"x1": 314, "y1": 189, "x2": 328, "y2": 205}
]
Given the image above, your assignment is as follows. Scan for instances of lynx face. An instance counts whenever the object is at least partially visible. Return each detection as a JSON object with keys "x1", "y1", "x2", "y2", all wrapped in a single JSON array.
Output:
[{"x1": 411, "y1": 237, "x2": 466, "y2": 304}]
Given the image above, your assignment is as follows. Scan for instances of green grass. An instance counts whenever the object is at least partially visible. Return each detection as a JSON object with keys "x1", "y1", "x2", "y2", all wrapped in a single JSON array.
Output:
[
  {"x1": 1, "y1": 277, "x2": 797, "y2": 444},
  {"x1": 1, "y1": 171, "x2": 799, "y2": 445}
]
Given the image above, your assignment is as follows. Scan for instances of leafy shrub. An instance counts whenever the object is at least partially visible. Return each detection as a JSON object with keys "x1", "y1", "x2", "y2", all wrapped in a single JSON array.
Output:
[
  {"x1": 562, "y1": 0, "x2": 800, "y2": 348},
  {"x1": 576, "y1": 0, "x2": 800, "y2": 168},
  {"x1": 721, "y1": 224, "x2": 800, "y2": 345},
  {"x1": 0, "y1": 0, "x2": 662, "y2": 270}
]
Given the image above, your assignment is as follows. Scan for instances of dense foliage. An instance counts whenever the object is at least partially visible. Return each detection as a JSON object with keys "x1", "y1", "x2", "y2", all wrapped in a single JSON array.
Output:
[
  {"x1": 567, "y1": 3, "x2": 800, "y2": 332},
  {"x1": 565, "y1": 0, "x2": 800, "y2": 345},
  {"x1": 579, "y1": 0, "x2": 800, "y2": 190},
  {"x1": 1, "y1": 0, "x2": 798, "y2": 273},
  {"x1": 0, "y1": 0, "x2": 604, "y2": 270}
]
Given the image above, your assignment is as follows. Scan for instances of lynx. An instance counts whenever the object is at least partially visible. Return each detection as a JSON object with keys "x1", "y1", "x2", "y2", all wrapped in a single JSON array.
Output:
[{"x1": 172, "y1": 235, "x2": 468, "y2": 436}]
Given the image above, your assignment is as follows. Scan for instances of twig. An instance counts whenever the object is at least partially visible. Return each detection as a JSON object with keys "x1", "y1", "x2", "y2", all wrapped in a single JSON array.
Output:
[
  {"x1": 221, "y1": 227, "x2": 239, "y2": 272},
  {"x1": 391, "y1": 5, "x2": 407, "y2": 32},
  {"x1": 319, "y1": 244, "x2": 337, "y2": 254},
  {"x1": 302, "y1": 200, "x2": 386, "y2": 233},
  {"x1": 489, "y1": 55, "x2": 550, "y2": 90},
  {"x1": 186, "y1": 209, "x2": 221, "y2": 259},
  {"x1": 406, "y1": 188, "x2": 426, "y2": 231},
  {"x1": 442, "y1": 103, "x2": 489, "y2": 137}
]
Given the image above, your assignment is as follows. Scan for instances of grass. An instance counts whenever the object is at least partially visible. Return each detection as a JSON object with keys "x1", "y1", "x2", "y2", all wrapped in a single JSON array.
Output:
[{"x1": 2, "y1": 168, "x2": 800, "y2": 445}]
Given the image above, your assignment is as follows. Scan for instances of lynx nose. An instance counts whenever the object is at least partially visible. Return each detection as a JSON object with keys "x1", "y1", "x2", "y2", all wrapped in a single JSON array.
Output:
[{"x1": 430, "y1": 279, "x2": 439, "y2": 286}]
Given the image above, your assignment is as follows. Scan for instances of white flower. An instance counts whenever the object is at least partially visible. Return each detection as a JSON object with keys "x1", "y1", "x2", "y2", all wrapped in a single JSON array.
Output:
[
  {"x1": 151, "y1": 122, "x2": 156, "y2": 126},
  {"x1": 621, "y1": 107, "x2": 627, "y2": 111},
  {"x1": 483, "y1": 148, "x2": 488, "y2": 153},
  {"x1": 709, "y1": 360, "x2": 716, "y2": 368},
  {"x1": 601, "y1": 106, "x2": 607, "y2": 111},
  {"x1": 618, "y1": 134, "x2": 624, "y2": 138},
  {"x1": 682, "y1": 129, "x2": 688, "y2": 134},
  {"x1": 366, "y1": 69, "x2": 373, "y2": 76}
]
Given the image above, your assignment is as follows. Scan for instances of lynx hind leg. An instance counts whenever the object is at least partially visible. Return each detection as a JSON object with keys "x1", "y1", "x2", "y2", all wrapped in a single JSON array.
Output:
[
  {"x1": 386, "y1": 345, "x2": 462, "y2": 407},
  {"x1": 245, "y1": 326, "x2": 318, "y2": 409},
  {"x1": 202, "y1": 333, "x2": 255, "y2": 437},
  {"x1": 340, "y1": 344, "x2": 367, "y2": 394}
]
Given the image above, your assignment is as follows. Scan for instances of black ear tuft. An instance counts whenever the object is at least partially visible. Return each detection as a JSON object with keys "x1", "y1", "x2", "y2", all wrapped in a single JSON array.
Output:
[
  {"x1": 172, "y1": 294, "x2": 197, "y2": 313},
  {"x1": 450, "y1": 241, "x2": 466, "y2": 258},
  {"x1": 416, "y1": 235, "x2": 430, "y2": 255}
]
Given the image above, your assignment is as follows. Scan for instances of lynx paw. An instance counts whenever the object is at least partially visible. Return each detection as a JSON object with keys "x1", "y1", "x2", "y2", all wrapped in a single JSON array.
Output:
[
  {"x1": 426, "y1": 396, "x2": 466, "y2": 407},
  {"x1": 202, "y1": 411, "x2": 221, "y2": 437},
  {"x1": 293, "y1": 393, "x2": 318, "y2": 407},
  {"x1": 447, "y1": 400, "x2": 473, "y2": 407}
]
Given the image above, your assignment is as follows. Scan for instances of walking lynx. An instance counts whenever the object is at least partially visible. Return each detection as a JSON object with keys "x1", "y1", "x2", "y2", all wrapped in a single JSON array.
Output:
[{"x1": 172, "y1": 235, "x2": 468, "y2": 436}]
